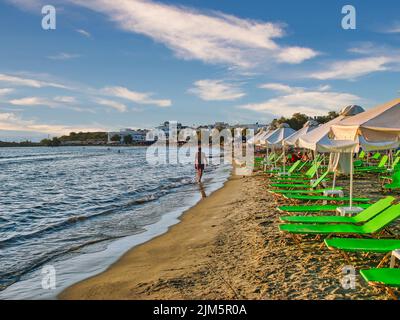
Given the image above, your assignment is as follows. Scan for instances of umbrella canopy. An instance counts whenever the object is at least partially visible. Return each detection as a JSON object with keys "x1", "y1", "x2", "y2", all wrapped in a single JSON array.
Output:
[
  {"x1": 248, "y1": 127, "x2": 273, "y2": 144},
  {"x1": 331, "y1": 98, "x2": 400, "y2": 149},
  {"x1": 298, "y1": 105, "x2": 365, "y2": 152},
  {"x1": 265, "y1": 123, "x2": 296, "y2": 148},
  {"x1": 251, "y1": 127, "x2": 274, "y2": 145},
  {"x1": 283, "y1": 120, "x2": 319, "y2": 147},
  {"x1": 247, "y1": 128, "x2": 266, "y2": 144}
]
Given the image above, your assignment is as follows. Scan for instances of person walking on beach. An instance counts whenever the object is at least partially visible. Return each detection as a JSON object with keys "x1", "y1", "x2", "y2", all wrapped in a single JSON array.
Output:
[{"x1": 195, "y1": 145, "x2": 207, "y2": 183}]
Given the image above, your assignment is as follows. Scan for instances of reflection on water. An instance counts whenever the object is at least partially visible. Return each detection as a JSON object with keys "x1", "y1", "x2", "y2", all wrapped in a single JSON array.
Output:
[{"x1": 198, "y1": 182, "x2": 207, "y2": 199}]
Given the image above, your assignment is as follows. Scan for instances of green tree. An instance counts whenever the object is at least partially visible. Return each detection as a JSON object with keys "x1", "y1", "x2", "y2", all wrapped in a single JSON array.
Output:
[
  {"x1": 110, "y1": 134, "x2": 121, "y2": 142},
  {"x1": 286, "y1": 113, "x2": 309, "y2": 130},
  {"x1": 123, "y1": 135, "x2": 133, "y2": 145}
]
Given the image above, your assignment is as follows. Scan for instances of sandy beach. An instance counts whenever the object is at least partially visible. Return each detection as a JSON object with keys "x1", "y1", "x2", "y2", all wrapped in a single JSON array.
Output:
[{"x1": 60, "y1": 169, "x2": 394, "y2": 300}]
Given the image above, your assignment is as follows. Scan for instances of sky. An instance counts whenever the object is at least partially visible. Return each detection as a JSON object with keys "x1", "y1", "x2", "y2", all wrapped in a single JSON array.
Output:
[{"x1": 0, "y1": 0, "x2": 399, "y2": 141}]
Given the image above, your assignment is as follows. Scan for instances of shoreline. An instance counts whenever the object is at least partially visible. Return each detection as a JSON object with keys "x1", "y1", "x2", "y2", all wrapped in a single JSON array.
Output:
[
  {"x1": 59, "y1": 170, "x2": 391, "y2": 300},
  {"x1": 59, "y1": 170, "x2": 242, "y2": 299}
]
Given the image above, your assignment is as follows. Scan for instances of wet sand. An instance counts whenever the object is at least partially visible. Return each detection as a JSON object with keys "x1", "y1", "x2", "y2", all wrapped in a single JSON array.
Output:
[{"x1": 60, "y1": 170, "x2": 397, "y2": 300}]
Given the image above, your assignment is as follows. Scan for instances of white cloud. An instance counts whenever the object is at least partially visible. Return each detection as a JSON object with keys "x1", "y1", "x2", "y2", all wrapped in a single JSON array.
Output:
[
  {"x1": 258, "y1": 83, "x2": 302, "y2": 94},
  {"x1": 382, "y1": 21, "x2": 400, "y2": 34},
  {"x1": 189, "y1": 79, "x2": 245, "y2": 101},
  {"x1": 8, "y1": 96, "x2": 78, "y2": 108},
  {"x1": 0, "y1": 88, "x2": 14, "y2": 96},
  {"x1": 277, "y1": 47, "x2": 319, "y2": 64},
  {"x1": 318, "y1": 84, "x2": 331, "y2": 92},
  {"x1": 309, "y1": 56, "x2": 392, "y2": 80},
  {"x1": 54, "y1": 96, "x2": 76, "y2": 103},
  {"x1": 76, "y1": 29, "x2": 91, "y2": 37},
  {"x1": 0, "y1": 111, "x2": 106, "y2": 136},
  {"x1": 69, "y1": 0, "x2": 317, "y2": 68},
  {"x1": 102, "y1": 86, "x2": 171, "y2": 107},
  {"x1": 47, "y1": 52, "x2": 81, "y2": 60},
  {"x1": 95, "y1": 98, "x2": 127, "y2": 112},
  {"x1": 9, "y1": 96, "x2": 55, "y2": 107},
  {"x1": 0, "y1": 73, "x2": 68, "y2": 89},
  {"x1": 238, "y1": 84, "x2": 362, "y2": 118}
]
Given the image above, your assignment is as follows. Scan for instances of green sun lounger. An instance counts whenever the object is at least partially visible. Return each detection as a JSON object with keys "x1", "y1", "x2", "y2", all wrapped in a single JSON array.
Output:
[
  {"x1": 356, "y1": 155, "x2": 388, "y2": 173},
  {"x1": 271, "y1": 187, "x2": 343, "y2": 195},
  {"x1": 279, "y1": 204, "x2": 400, "y2": 234},
  {"x1": 271, "y1": 163, "x2": 317, "y2": 182},
  {"x1": 271, "y1": 171, "x2": 329, "y2": 189},
  {"x1": 284, "y1": 194, "x2": 370, "y2": 202},
  {"x1": 280, "y1": 196, "x2": 395, "y2": 224},
  {"x1": 325, "y1": 238, "x2": 400, "y2": 253},
  {"x1": 360, "y1": 268, "x2": 400, "y2": 287},
  {"x1": 384, "y1": 171, "x2": 400, "y2": 190},
  {"x1": 372, "y1": 152, "x2": 382, "y2": 160},
  {"x1": 277, "y1": 203, "x2": 371, "y2": 213},
  {"x1": 271, "y1": 160, "x2": 302, "y2": 175}
]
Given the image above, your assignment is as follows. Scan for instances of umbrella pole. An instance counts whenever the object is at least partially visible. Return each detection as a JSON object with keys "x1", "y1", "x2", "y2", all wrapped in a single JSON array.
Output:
[
  {"x1": 283, "y1": 145, "x2": 286, "y2": 174},
  {"x1": 349, "y1": 151, "x2": 354, "y2": 209},
  {"x1": 332, "y1": 170, "x2": 337, "y2": 191}
]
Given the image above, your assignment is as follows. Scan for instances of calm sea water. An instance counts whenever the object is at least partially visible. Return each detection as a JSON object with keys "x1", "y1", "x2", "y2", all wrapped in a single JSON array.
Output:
[{"x1": 0, "y1": 146, "x2": 230, "y2": 296}]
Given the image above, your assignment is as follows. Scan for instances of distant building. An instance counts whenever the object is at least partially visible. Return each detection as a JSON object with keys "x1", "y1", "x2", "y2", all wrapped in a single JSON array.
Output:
[
  {"x1": 214, "y1": 122, "x2": 230, "y2": 129},
  {"x1": 232, "y1": 123, "x2": 265, "y2": 132},
  {"x1": 107, "y1": 129, "x2": 149, "y2": 144},
  {"x1": 154, "y1": 121, "x2": 191, "y2": 140}
]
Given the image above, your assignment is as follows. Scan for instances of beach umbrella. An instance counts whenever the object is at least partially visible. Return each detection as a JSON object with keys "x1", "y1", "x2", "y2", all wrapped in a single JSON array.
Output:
[
  {"x1": 298, "y1": 105, "x2": 365, "y2": 209},
  {"x1": 264, "y1": 123, "x2": 296, "y2": 173},
  {"x1": 248, "y1": 127, "x2": 271, "y2": 145},
  {"x1": 266, "y1": 123, "x2": 296, "y2": 148},
  {"x1": 331, "y1": 98, "x2": 400, "y2": 150},
  {"x1": 283, "y1": 120, "x2": 319, "y2": 147},
  {"x1": 298, "y1": 105, "x2": 365, "y2": 152},
  {"x1": 330, "y1": 99, "x2": 400, "y2": 209}
]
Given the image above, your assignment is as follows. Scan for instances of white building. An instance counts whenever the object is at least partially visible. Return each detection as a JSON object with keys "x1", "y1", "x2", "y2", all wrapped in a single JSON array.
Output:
[{"x1": 107, "y1": 129, "x2": 148, "y2": 144}]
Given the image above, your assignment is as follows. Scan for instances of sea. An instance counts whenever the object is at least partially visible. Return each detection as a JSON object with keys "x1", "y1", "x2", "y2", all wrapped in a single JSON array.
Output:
[{"x1": 0, "y1": 146, "x2": 231, "y2": 299}]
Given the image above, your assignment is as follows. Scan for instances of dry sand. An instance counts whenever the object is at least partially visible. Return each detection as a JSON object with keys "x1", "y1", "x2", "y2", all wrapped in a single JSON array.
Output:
[{"x1": 60, "y1": 169, "x2": 398, "y2": 300}]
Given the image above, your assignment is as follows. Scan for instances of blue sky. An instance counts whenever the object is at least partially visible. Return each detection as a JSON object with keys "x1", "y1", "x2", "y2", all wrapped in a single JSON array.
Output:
[{"x1": 0, "y1": 0, "x2": 399, "y2": 140}]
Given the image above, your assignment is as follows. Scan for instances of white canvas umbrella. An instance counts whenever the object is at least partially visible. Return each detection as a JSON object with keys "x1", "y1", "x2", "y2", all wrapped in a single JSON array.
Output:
[
  {"x1": 247, "y1": 128, "x2": 266, "y2": 145},
  {"x1": 265, "y1": 123, "x2": 296, "y2": 173},
  {"x1": 284, "y1": 120, "x2": 319, "y2": 147},
  {"x1": 298, "y1": 105, "x2": 365, "y2": 208},
  {"x1": 330, "y1": 99, "x2": 400, "y2": 209},
  {"x1": 266, "y1": 123, "x2": 296, "y2": 148},
  {"x1": 331, "y1": 98, "x2": 400, "y2": 150}
]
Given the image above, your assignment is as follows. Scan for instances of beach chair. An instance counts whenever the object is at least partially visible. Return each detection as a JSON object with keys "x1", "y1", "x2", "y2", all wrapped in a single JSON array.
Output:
[
  {"x1": 325, "y1": 238, "x2": 400, "y2": 269},
  {"x1": 271, "y1": 162, "x2": 320, "y2": 182},
  {"x1": 284, "y1": 194, "x2": 370, "y2": 203},
  {"x1": 325, "y1": 238, "x2": 400, "y2": 253},
  {"x1": 271, "y1": 187, "x2": 343, "y2": 195},
  {"x1": 269, "y1": 160, "x2": 301, "y2": 176},
  {"x1": 271, "y1": 170, "x2": 329, "y2": 189},
  {"x1": 360, "y1": 268, "x2": 400, "y2": 299},
  {"x1": 279, "y1": 196, "x2": 395, "y2": 224},
  {"x1": 278, "y1": 203, "x2": 400, "y2": 235},
  {"x1": 384, "y1": 171, "x2": 400, "y2": 191},
  {"x1": 356, "y1": 155, "x2": 388, "y2": 173},
  {"x1": 277, "y1": 203, "x2": 371, "y2": 213},
  {"x1": 372, "y1": 152, "x2": 382, "y2": 160}
]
